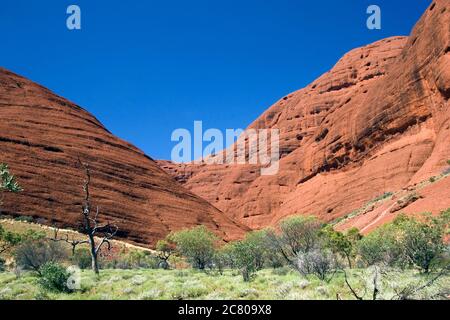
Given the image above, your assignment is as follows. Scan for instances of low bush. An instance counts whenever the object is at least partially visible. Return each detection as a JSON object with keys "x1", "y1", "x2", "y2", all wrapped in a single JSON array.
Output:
[
  {"x1": 394, "y1": 213, "x2": 449, "y2": 273},
  {"x1": 15, "y1": 239, "x2": 68, "y2": 274},
  {"x1": 38, "y1": 262, "x2": 71, "y2": 293},
  {"x1": 357, "y1": 224, "x2": 404, "y2": 267},
  {"x1": 14, "y1": 216, "x2": 33, "y2": 223},
  {"x1": 169, "y1": 226, "x2": 218, "y2": 270},
  {"x1": 265, "y1": 216, "x2": 323, "y2": 268},
  {"x1": 101, "y1": 250, "x2": 160, "y2": 270},
  {"x1": 297, "y1": 248, "x2": 337, "y2": 281},
  {"x1": 72, "y1": 248, "x2": 91, "y2": 270}
]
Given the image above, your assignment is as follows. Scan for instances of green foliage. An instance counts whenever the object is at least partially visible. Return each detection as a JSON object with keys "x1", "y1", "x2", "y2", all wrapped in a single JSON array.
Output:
[
  {"x1": 371, "y1": 192, "x2": 394, "y2": 204},
  {"x1": 0, "y1": 225, "x2": 23, "y2": 254},
  {"x1": 37, "y1": 262, "x2": 71, "y2": 293},
  {"x1": 297, "y1": 248, "x2": 337, "y2": 281},
  {"x1": 14, "y1": 216, "x2": 33, "y2": 223},
  {"x1": 229, "y1": 231, "x2": 269, "y2": 281},
  {"x1": 156, "y1": 239, "x2": 175, "y2": 269},
  {"x1": 321, "y1": 226, "x2": 361, "y2": 268},
  {"x1": 357, "y1": 212, "x2": 449, "y2": 272},
  {"x1": 357, "y1": 223, "x2": 404, "y2": 267},
  {"x1": 393, "y1": 213, "x2": 448, "y2": 273},
  {"x1": 169, "y1": 226, "x2": 218, "y2": 270},
  {"x1": 71, "y1": 248, "x2": 92, "y2": 270},
  {"x1": 266, "y1": 216, "x2": 323, "y2": 268},
  {"x1": 15, "y1": 239, "x2": 68, "y2": 274},
  {"x1": 103, "y1": 249, "x2": 160, "y2": 269},
  {"x1": 0, "y1": 164, "x2": 22, "y2": 194}
]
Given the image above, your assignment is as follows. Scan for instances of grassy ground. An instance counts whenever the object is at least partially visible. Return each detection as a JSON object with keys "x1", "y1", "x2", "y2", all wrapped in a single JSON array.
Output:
[{"x1": 0, "y1": 268, "x2": 448, "y2": 300}]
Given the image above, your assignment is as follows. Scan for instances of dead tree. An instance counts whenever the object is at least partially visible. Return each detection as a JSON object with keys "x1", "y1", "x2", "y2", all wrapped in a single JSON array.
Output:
[
  {"x1": 50, "y1": 226, "x2": 88, "y2": 256},
  {"x1": 79, "y1": 161, "x2": 118, "y2": 275}
]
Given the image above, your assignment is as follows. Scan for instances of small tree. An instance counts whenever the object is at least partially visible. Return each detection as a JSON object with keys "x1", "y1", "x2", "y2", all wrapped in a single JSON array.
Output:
[
  {"x1": 38, "y1": 262, "x2": 71, "y2": 293},
  {"x1": 267, "y1": 216, "x2": 323, "y2": 268},
  {"x1": 230, "y1": 240, "x2": 259, "y2": 282},
  {"x1": 321, "y1": 226, "x2": 361, "y2": 268},
  {"x1": 357, "y1": 223, "x2": 404, "y2": 267},
  {"x1": 156, "y1": 239, "x2": 175, "y2": 269},
  {"x1": 229, "y1": 230, "x2": 270, "y2": 281},
  {"x1": 297, "y1": 248, "x2": 337, "y2": 282},
  {"x1": 15, "y1": 238, "x2": 67, "y2": 275},
  {"x1": 169, "y1": 226, "x2": 218, "y2": 270},
  {"x1": 0, "y1": 225, "x2": 22, "y2": 255},
  {"x1": 394, "y1": 213, "x2": 449, "y2": 273}
]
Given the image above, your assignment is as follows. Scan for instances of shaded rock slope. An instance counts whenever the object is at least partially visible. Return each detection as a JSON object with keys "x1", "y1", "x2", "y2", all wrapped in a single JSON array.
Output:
[
  {"x1": 159, "y1": 1, "x2": 450, "y2": 231},
  {"x1": 0, "y1": 68, "x2": 248, "y2": 247}
]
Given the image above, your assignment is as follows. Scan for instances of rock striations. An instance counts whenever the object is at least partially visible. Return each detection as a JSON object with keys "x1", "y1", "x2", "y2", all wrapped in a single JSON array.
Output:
[
  {"x1": 0, "y1": 68, "x2": 248, "y2": 246},
  {"x1": 159, "y1": 1, "x2": 450, "y2": 232}
]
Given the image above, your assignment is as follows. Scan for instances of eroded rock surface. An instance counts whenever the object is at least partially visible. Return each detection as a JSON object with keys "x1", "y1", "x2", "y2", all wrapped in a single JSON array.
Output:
[
  {"x1": 159, "y1": 1, "x2": 450, "y2": 231},
  {"x1": 0, "y1": 68, "x2": 248, "y2": 246}
]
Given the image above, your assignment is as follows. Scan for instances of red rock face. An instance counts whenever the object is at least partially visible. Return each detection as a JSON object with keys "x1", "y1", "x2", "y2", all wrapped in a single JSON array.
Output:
[
  {"x1": 0, "y1": 68, "x2": 248, "y2": 247},
  {"x1": 159, "y1": 1, "x2": 450, "y2": 231}
]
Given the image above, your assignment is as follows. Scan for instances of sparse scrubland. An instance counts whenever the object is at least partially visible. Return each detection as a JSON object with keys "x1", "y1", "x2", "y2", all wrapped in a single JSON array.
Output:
[
  {"x1": 1, "y1": 211, "x2": 449, "y2": 300},
  {"x1": 1, "y1": 163, "x2": 449, "y2": 300},
  {"x1": 1, "y1": 268, "x2": 449, "y2": 300}
]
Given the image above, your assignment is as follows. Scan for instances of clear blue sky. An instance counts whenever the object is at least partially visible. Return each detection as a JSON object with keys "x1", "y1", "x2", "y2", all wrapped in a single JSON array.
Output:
[{"x1": 0, "y1": 0, "x2": 431, "y2": 160}]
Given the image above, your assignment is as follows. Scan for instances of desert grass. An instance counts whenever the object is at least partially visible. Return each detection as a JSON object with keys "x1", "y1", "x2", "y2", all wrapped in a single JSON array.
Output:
[{"x1": 0, "y1": 268, "x2": 448, "y2": 300}]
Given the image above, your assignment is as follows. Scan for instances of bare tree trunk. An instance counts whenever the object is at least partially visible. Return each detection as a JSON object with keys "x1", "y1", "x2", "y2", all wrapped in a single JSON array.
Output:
[
  {"x1": 88, "y1": 233, "x2": 99, "y2": 275},
  {"x1": 78, "y1": 160, "x2": 118, "y2": 276}
]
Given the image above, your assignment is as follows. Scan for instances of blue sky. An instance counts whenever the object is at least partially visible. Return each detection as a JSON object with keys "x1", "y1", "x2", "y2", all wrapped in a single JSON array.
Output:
[{"x1": 0, "y1": 0, "x2": 431, "y2": 160}]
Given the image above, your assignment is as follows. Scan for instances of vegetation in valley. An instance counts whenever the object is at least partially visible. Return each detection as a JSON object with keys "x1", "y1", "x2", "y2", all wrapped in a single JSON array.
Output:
[{"x1": 0, "y1": 163, "x2": 449, "y2": 300}]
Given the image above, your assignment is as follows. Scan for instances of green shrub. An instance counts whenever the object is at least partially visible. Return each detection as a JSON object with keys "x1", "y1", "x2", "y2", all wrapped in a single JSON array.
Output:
[
  {"x1": 229, "y1": 230, "x2": 273, "y2": 281},
  {"x1": 297, "y1": 248, "x2": 337, "y2": 282},
  {"x1": 38, "y1": 262, "x2": 71, "y2": 293},
  {"x1": 15, "y1": 239, "x2": 68, "y2": 274},
  {"x1": 211, "y1": 246, "x2": 233, "y2": 274},
  {"x1": 14, "y1": 216, "x2": 33, "y2": 223},
  {"x1": 156, "y1": 239, "x2": 175, "y2": 269},
  {"x1": 72, "y1": 248, "x2": 92, "y2": 270},
  {"x1": 0, "y1": 225, "x2": 23, "y2": 255},
  {"x1": 266, "y1": 216, "x2": 323, "y2": 268},
  {"x1": 101, "y1": 250, "x2": 160, "y2": 269},
  {"x1": 357, "y1": 224, "x2": 404, "y2": 267},
  {"x1": 321, "y1": 226, "x2": 361, "y2": 268},
  {"x1": 394, "y1": 213, "x2": 448, "y2": 273},
  {"x1": 169, "y1": 226, "x2": 218, "y2": 270},
  {"x1": 357, "y1": 212, "x2": 449, "y2": 272},
  {"x1": 0, "y1": 163, "x2": 22, "y2": 193},
  {"x1": 230, "y1": 240, "x2": 258, "y2": 282}
]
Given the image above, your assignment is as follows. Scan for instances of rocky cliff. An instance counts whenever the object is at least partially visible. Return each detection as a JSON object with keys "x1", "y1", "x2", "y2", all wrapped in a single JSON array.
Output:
[
  {"x1": 0, "y1": 68, "x2": 248, "y2": 246},
  {"x1": 159, "y1": 0, "x2": 450, "y2": 231}
]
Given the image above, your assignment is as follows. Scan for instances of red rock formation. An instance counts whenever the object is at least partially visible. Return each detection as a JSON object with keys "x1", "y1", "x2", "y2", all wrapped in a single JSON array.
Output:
[
  {"x1": 0, "y1": 68, "x2": 248, "y2": 247},
  {"x1": 159, "y1": 1, "x2": 450, "y2": 231}
]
